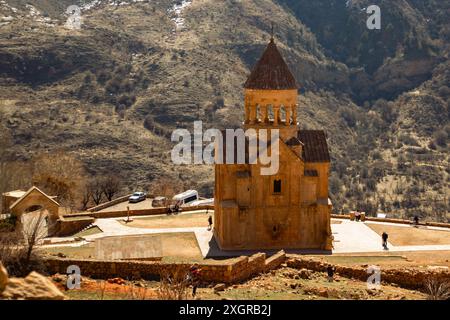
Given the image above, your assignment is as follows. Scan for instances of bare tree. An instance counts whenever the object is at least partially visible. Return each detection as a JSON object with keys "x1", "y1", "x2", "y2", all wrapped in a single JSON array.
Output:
[
  {"x1": 31, "y1": 151, "x2": 88, "y2": 211},
  {"x1": 148, "y1": 178, "x2": 178, "y2": 199},
  {"x1": 21, "y1": 210, "x2": 48, "y2": 268},
  {"x1": 101, "y1": 175, "x2": 121, "y2": 201},
  {"x1": 81, "y1": 182, "x2": 94, "y2": 210},
  {"x1": 89, "y1": 178, "x2": 103, "y2": 205}
]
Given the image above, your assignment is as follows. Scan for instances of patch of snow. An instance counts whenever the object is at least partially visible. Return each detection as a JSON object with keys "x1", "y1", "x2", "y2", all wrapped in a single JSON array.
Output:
[{"x1": 168, "y1": 0, "x2": 192, "y2": 31}]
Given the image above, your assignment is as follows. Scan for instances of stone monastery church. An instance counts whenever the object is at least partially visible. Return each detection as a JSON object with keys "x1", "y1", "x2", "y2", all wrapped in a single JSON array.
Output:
[{"x1": 214, "y1": 37, "x2": 333, "y2": 251}]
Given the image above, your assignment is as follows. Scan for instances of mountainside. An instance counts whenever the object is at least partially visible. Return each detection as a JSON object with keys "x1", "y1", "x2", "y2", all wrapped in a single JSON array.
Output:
[{"x1": 0, "y1": 0, "x2": 448, "y2": 221}]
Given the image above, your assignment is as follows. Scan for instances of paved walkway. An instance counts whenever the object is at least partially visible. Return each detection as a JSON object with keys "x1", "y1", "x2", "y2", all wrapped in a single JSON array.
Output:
[
  {"x1": 332, "y1": 220, "x2": 390, "y2": 253},
  {"x1": 89, "y1": 218, "x2": 214, "y2": 257},
  {"x1": 43, "y1": 217, "x2": 450, "y2": 257}
]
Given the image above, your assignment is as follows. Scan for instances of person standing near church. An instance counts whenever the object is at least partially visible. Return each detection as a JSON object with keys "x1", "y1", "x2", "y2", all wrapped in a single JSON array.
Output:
[
  {"x1": 208, "y1": 216, "x2": 213, "y2": 231},
  {"x1": 382, "y1": 232, "x2": 389, "y2": 250}
]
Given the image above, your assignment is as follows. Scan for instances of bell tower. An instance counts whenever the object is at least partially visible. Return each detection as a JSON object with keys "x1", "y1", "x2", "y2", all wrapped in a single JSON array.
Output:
[{"x1": 243, "y1": 37, "x2": 299, "y2": 141}]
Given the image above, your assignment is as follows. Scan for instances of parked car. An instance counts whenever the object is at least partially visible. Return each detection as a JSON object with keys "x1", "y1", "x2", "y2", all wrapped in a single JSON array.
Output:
[
  {"x1": 129, "y1": 192, "x2": 147, "y2": 203},
  {"x1": 152, "y1": 196, "x2": 167, "y2": 207}
]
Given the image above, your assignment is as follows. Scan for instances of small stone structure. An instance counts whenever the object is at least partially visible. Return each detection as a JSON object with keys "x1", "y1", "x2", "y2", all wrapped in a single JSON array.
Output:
[
  {"x1": 7, "y1": 186, "x2": 60, "y2": 236},
  {"x1": 1, "y1": 190, "x2": 27, "y2": 214}
]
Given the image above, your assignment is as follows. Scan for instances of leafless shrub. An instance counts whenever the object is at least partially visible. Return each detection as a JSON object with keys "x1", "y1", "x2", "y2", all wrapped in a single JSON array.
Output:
[
  {"x1": 0, "y1": 228, "x2": 45, "y2": 277},
  {"x1": 124, "y1": 285, "x2": 150, "y2": 300},
  {"x1": 21, "y1": 210, "x2": 48, "y2": 266},
  {"x1": 425, "y1": 276, "x2": 450, "y2": 300},
  {"x1": 156, "y1": 265, "x2": 190, "y2": 300},
  {"x1": 97, "y1": 280, "x2": 107, "y2": 300},
  {"x1": 89, "y1": 177, "x2": 104, "y2": 205},
  {"x1": 32, "y1": 151, "x2": 88, "y2": 210},
  {"x1": 101, "y1": 175, "x2": 121, "y2": 201}
]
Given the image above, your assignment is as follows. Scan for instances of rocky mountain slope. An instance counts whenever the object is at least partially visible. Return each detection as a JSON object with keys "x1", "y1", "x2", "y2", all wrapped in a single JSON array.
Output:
[{"x1": 0, "y1": 0, "x2": 448, "y2": 220}]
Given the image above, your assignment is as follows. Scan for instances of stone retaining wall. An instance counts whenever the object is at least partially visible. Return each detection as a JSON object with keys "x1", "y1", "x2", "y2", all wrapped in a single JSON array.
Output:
[
  {"x1": 92, "y1": 205, "x2": 214, "y2": 219},
  {"x1": 264, "y1": 250, "x2": 287, "y2": 272},
  {"x1": 331, "y1": 214, "x2": 450, "y2": 229},
  {"x1": 56, "y1": 217, "x2": 95, "y2": 237},
  {"x1": 287, "y1": 257, "x2": 450, "y2": 291},
  {"x1": 44, "y1": 250, "x2": 286, "y2": 284},
  {"x1": 87, "y1": 195, "x2": 133, "y2": 212}
]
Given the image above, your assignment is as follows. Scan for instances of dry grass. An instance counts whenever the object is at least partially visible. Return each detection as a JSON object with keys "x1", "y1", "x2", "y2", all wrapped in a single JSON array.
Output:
[
  {"x1": 156, "y1": 265, "x2": 190, "y2": 300},
  {"x1": 365, "y1": 223, "x2": 450, "y2": 246},
  {"x1": 119, "y1": 211, "x2": 213, "y2": 229},
  {"x1": 42, "y1": 233, "x2": 203, "y2": 260},
  {"x1": 425, "y1": 277, "x2": 450, "y2": 300}
]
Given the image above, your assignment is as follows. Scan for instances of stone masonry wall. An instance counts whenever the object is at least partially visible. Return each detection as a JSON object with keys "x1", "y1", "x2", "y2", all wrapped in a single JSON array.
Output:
[
  {"x1": 56, "y1": 217, "x2": 95, "y2": 237},
  {"x1": 331, "y1": 214, "x2": 450, "y2": 229},
  {"x1": 44, "y1": 251, "x2": 286, "y2": 284},
  {"x1": 92, "y1": 205, "x2": 214, "y2": 219},
  {"x1": 287, "y1": 257, "x2": 450, "y2": 291}
]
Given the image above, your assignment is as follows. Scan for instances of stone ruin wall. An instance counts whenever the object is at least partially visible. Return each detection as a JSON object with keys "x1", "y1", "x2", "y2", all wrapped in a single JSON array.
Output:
[
  {"x1": 44, "y1": 250, "x2": 287, "y2": 284},
  {"x1": 287, "y1": 257, "x2": 450, "y2": 292}
]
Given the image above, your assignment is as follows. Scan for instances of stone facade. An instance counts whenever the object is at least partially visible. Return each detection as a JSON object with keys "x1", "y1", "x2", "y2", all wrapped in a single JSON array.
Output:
[
  {"x1": 8, "y1": 187, "x2": 60, "y2": 236},
  {"x1": 214, "y1": 39, "x2": 332, "y2": 251}
]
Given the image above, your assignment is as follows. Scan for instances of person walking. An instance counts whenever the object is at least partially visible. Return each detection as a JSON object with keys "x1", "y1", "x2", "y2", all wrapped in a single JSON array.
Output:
[
  {"x1": 413, "y1": 215, "x2": 419, "y2": 227},
  {"x1": 382, "y1": 232, "x2": 389, "y2": 250},
  {"x1": 208, "y1": 216, "x2": 213, "y2": 231},
  {"x1": 327, "y1": 265, "x2": 335, "y2": 282}
]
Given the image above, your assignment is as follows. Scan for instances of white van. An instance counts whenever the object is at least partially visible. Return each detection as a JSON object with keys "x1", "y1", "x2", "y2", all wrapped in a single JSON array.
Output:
[
  {"x1": 172, "y1": 190, "x2": 199, "y2": 206},
  {"x1": 188, "y1": 198, "x2": 214, "y2": 207}
]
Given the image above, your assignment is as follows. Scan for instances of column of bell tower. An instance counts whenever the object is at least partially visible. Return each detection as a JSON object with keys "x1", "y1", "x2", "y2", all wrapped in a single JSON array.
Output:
[{"x1": 243, "y1": 89, "x2": 299, "y2": 141}]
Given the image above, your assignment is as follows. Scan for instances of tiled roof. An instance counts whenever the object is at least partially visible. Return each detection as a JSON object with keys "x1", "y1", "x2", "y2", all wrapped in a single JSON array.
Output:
[
  {"x1": 9, "y1": 186, "x2": 59, "y2": 210},
  {"x1": 244, "y1": 39, "x2": 298, "y2": 90},
  {"x1": 298, "y1": 130, "x2": 331, "y2": 163},
  {"x1": 217, "y1": 130, "x2": 330, "y2": 164}
]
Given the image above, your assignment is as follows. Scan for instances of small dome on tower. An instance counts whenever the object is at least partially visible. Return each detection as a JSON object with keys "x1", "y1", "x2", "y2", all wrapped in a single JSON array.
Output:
[{"x1": 244, "y1": 39, "x2": 298, "y2": 90}]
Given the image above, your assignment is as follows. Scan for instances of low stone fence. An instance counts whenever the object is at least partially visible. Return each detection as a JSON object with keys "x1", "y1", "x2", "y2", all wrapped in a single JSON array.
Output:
[
  {"x1": 331, "y1": 214, "x2": 450, "y2": 229},
  {"x1": 87, "y1": 195, "x2": 133, "y2": 212},
  {"x1": 56, "y1": 216, "x2": 95, "y2": 237},
  {"x1": 92, "y1": 204, "x2": 214, "y2": 219},
  {"x1": 287, "y1": 257, "x2": 450, "y2": 291},
  {"x1": 44, "y1": 250, "x2": 286, "y2": 284}
]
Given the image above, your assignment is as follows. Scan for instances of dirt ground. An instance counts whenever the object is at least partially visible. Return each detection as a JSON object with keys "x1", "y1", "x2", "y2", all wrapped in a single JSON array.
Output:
[
  {"x1": 58, "y1": 266, "x2": 427, "y2": 300},
  {"x1": 366, "y1": 223, "x2": 450, "y2": 246},
  {"x1": 98, "y1": 199, "x2": 154, "y2": 212},
  {"x1": 307, "y1": 250, "x2": 450, "y2": 268},
  {"x1": 56, "y1": 277, "x2": 158, "y2": 300},
  {"x1": 119, "y1": 211, "x2": 213, "y2": 229}
]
